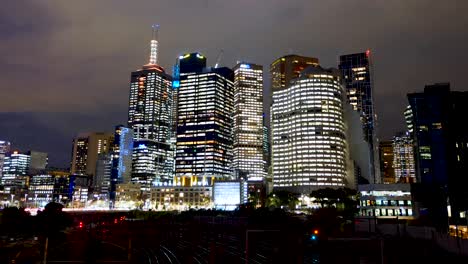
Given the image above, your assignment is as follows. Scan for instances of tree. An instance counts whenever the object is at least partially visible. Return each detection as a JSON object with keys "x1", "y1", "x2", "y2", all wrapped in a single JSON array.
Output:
[
  {"x1": 36, "y1": 202, "x2": 73, "y2": 237},
  {"x1": 266, "y1": 191, "x2": 299, "y2": 210}
]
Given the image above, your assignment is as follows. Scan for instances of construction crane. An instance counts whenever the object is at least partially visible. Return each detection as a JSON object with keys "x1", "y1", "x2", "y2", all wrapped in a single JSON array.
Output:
[{"x1": 214, "y1": 49, "x2": 224, "y2": 68}]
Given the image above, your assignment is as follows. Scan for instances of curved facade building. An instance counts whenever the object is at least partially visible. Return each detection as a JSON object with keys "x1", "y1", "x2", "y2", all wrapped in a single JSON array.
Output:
[{"x1": 271, "y1": 66, "x2": 347, "y2": 194}]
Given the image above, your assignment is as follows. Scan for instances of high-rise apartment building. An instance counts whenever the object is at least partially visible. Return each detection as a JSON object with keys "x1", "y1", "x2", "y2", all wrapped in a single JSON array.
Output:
[
  {"x1": 271, "y1": 65, "x2": 348, "y2": 194},
  {"x1": 379, "y1": 141, "x2": 395, "y2": 184},
  {"x1": 175, "y1": 53, "x2": 234, "y2": 186},
  {"x1": 232, "y1": 63, "x2": 265, "y2": 181},
  {"x1": 339, "y1": 51, "x2": 378, "y2": 182},
  {"x1": 127, "y1": 26, "x2": 174, "y2": 192},
  {"x1": 70, "y1": 132, "x2": 114, "y2": 176},
  {"x1": 408, "y1": 83, "x2": 468, "y2": 225},
  {"x1": 392, "y1": 132, "x2": 415, "y2": 183}
]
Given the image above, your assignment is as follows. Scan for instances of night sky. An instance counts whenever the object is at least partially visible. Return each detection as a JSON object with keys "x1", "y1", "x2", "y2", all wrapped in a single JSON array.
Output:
[{"x1": 1, "y1": 0, "x2": 467, "y2": 168}]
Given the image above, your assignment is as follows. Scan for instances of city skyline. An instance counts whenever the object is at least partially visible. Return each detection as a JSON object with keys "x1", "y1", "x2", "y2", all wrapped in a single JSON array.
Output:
[{"x1": 1, "y1": 1, "x2": 468, "y2": 167}]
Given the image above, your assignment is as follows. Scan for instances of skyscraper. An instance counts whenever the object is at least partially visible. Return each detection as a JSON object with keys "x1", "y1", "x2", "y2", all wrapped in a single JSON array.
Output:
[
  {"x1": 270, "y1": 54, "x2": 319, "y2": 91},
  {"x1": 28, "y1": 150, "x2": 48, "y2": 175},
  {"x1": 379, "y1": 141, "x2": 395, "y2": 184},
  {"x1": 175, "y1": 53, "x2": 234, "y2": 186},
  {"x1": 339, "y1": 51, "x2": 378, "y2": 183},
  {"x1": 1, "y1": 151, "x2": 30, "y2": 195},
  {"x1": 392, "y1": 132, "x2": 415, "y2": 183},
  {"x1": 93, "y1": 153, "x2": 112, "y2": 199},
  {"x1": 271, "y1": 65, "x2": 348, "y2": 194},
  {"x1": 70, "y1": 132, "x2": 114, "y2": 176},
  {"x1": 127, "y1": 25, "x2": 174, "y2": 192},
  {"x1": 408, "y1": 83, "x2": 468, "y2": 224},
  {"x1": 232, "y1": 63, "x2": 265, "y2": 181},
  {"x1": 110, "y1": 125, "x2": 133, "y2": 201},
  {"x1": 0, "y1": 140, "x2": 11, "y2": 181}
]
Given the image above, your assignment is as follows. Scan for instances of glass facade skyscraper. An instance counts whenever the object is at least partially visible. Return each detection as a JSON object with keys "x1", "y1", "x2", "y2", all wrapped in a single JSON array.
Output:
[
  {"x1": 408, "y1": 83, "x2": 468, "y2": 224},
  {"x1": 110, "y1": 125, "x2": 133, "y2": 201},
  {"x1": 232, "y1": 63, "x2": 265, "y2": 181},
  {"x1": 175, "y1": 53, "x2": 234, "y2": 186},
  {"x1": 271, "y1": 65, "x2": 347, "y2": 194},
  {"x1": 339, "y1": 51, "x2": 378, "y2": 183}
]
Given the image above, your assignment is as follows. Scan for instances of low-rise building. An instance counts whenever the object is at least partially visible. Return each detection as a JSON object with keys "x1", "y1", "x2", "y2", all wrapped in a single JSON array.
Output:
[
  {"x1": 213, "y1": 180, "x2": 248, "y2": 210},
  {"x1": 28, "y1": 174, "x2": 54, "y2": 207},
  {"x1": 150, "y1": 184, "x2": 212, "y2": 210},
  {"x1": 358, "y1": 184, "x2": 414, "y2": 219}
]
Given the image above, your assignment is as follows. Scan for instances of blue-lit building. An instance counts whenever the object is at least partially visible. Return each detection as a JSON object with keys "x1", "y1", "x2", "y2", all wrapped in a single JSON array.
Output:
[
  {"x1": 175, "y1": 53, "x2": 234, "y2": 186},
  {"x1": 110, "y1": 125, "x2": 133, "y2": 201},
  {"x1": 408, "y1": 83, "x2": 468, "y2": 228}
]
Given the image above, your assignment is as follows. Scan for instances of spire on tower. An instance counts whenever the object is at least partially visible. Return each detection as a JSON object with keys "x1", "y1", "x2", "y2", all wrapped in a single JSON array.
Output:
[{"x1": 149, "y1": 24, "x2": 159, "y2": 65}]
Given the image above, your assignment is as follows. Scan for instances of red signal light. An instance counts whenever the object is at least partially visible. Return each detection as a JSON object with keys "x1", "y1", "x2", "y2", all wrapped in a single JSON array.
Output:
[
  {"x1": 313, "y1": 230, "x2": 319, "y2": 235},
  {"x1": 79, "y1": 222, "x2": 83, "y2": 228}
]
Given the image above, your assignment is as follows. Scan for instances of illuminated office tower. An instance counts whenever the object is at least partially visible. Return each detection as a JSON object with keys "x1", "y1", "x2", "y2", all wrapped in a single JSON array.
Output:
[
  {"x1": 127, "y1": 25, "x2": 174, "y2": 190},
  {"x1": 339, "y1": 51, "x2": 378, "y2": 182},
  {"x1": 70, "y1": 132, "x2": 114, "y2": 176},
  {"x1": 0, "y1": 140, "x2": 11, "y2": 181},
  {"x1": 270, "y1": 54, "x2": 319, "y2": 91},
  {"x1": 271, "y1": 65, "x2": 348, "y2": 194},
  {"x1": 232, "y1": 63, "x2": 265, "y2": 181},
  {"x1": 392, "y1": 132, "x2": 415, "y2": 183},
  {"x1": 175, "y1": 53, "x2": 234, "y2": 186},
  {"x1": 1, "y1": 151, "x2": 30, "y2": 194}
]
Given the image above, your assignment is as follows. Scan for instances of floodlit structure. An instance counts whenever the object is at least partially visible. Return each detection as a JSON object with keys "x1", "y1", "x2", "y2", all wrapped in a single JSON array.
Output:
[
  {"x1": 271, "y1": 65, "x2": 348, "y2": 194},
  {"x1": 232, "y1": 63, "x2": 265, "y2": 181}
]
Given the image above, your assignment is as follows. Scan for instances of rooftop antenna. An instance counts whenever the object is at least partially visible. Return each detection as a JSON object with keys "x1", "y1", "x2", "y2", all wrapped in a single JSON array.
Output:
[{"x1": 149, "y1": 24, "x2": 160, "y2": 65}]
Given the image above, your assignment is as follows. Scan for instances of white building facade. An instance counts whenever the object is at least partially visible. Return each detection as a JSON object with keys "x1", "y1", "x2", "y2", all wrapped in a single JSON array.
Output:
[{"x1": 271, "y1": 66, "x2": 348, "y2": 194}]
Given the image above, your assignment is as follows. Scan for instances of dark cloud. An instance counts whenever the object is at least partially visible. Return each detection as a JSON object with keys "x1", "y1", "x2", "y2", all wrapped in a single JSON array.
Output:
[{"x1": 1, "y1": 0, "x2": 467, "y2": 166}]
